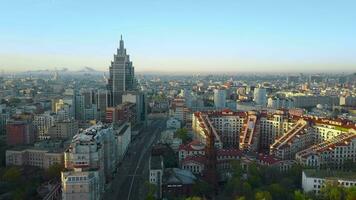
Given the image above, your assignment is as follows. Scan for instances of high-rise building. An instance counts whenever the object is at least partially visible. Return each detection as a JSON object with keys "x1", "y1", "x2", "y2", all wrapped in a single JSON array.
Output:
[
  {"x1": 6, "y1": 120, "x2": 35, "y2": 145},
  {"x1": 253, "y1": 87, "x2": 267, "y2": 106},
  {"x1": 96, "y1": 89, "x2": 108, "y2": 121},
  {"x1": 108, "y1": 35, "x2": 135, "y2": 106},
  {"x1": 214, "y1": 89, "x2": 226, "y2": 109},
  {"x1": 33, "y1": 112, "x2": 55, "y2": 140},
  {"x1": 122, "y1": 91, "x2": 147, "y2": 125}
]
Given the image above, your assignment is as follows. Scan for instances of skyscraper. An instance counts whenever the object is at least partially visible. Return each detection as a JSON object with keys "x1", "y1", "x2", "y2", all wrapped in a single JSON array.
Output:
[
  {"x1": 108, "y1": 35, "x2": 135, "y2": 106},
  {"x1": 214, "y1": 89, "x2": 226, "y2": 109},
  {"x1": 253, "y1": 87, "x2": 267, "y2": 106}
]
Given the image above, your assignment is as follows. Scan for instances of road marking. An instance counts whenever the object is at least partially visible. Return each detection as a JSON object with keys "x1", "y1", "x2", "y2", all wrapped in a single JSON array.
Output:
[{"x1": 127, "y1": 123, "x2": 163, "y2": 200}]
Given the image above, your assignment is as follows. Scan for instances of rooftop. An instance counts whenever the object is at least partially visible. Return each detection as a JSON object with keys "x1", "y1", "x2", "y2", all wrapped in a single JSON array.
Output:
[
  {"x1": 304, "y1": 169, "x2": 356, "y2": 181},
  {"x1": 150, "y1": 155, "x2": 163, "y2": 170}
]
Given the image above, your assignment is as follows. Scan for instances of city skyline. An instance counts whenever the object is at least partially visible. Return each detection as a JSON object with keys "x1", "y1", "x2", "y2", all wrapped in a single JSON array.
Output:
[{"x1": 1, "y1": 0, "x2": 356, "y2": 73}]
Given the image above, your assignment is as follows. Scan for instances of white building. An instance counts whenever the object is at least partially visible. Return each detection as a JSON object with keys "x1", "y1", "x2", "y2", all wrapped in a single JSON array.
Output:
[
  {"x1": 61, "y1": 123, "x2": 119, "y2": 200},
  {"x1": 214, "y1": 89, "x2": 226, "y2": 109},
  {"x1": 296, "y1": 131, "x2": 356, "y2": 168},
  {"x1": 33, "y1": 112, "x2": 55, "y2": 140},
  {"x1": 114, "y1": 122, "x2": 131, "y2": 162},
  {"x1": 267, "y1": 97, "x2": 294, "y2": 109},
  {"x1": 302, "y1": 169, "x2": 356, "y2": 195},
  {"x1": 178, "y1": 140, "x2": 205, "y2": 163},
  {"x1": 61, "y1": 169, "x2": 101, "y2": 200},
  {"x1": 169, "y1": 98, "x2": 186, "y2": 123},
  {"x1": 166, "y1": 117, "x2": 181, "y2": 129},
  {"x1": 149, "y1": 155, "x2": 164, "y2": 198}
]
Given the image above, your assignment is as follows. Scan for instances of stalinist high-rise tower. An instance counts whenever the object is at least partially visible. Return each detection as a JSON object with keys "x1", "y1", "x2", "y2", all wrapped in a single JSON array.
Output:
[{"x1": 107, "y1": 35, "x2": 135, "y2": 106}]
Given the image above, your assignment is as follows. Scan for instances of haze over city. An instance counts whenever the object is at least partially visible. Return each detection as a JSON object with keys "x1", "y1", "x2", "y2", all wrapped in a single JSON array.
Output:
[
  {"x1": 1, "y1": 0, "x2": 356, "y2": 73},
  {"x1": 0, "y1": 1, "x2": 356, "y2": 200}
]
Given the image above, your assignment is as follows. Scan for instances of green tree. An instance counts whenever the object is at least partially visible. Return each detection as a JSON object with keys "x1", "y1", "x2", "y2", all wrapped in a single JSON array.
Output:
[
  {"x1": 2, "y1": 167, "x2": 21, "y2": 183},
  {"x1": 46, "y1": 163, "x2": 64, "y2": 180},
  {"x1": 346, "y1": 187, "x2": 356, "y2": 200},
  {"x1": 267, "y1": 183, "x2": 288, "y2": 200},
  {"x1": 294, "y1": 190, "x2": 311, "y2": 200},
  {"x1": 255, "y1": 191, "x2": 272, "y2": 200},
  {"x1": 241, "y1": 182, "x2": 253, "y2": 199},
  {"x1": 162, "y1": 145, "x2": 178, "y2": 168},
  {"x1": 145, "y1": 181, "x2": 157, "y2": 200},
  {"x1": 175, "y1": 128, "x2": 191, "y2": 143},
  {"x1": 320, "y1": 183, "x2": 346, "y2": 200},
  {"x1": 192, "y1": 180, "x2": 212, "y2": 197},
  {"x1": 186, "y1": 197, "x2": 203, "y2": 200}
]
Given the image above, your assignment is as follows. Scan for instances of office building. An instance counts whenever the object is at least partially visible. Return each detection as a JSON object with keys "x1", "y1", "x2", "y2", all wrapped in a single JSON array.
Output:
[
  {"x1": 214, "y1": 89, "x2": 226, "y2": 109},
  {"x1": 6, "y1": 120, "x2": 34, "y2": 145},
  {"x1": 253, "y1": 87, "x2": 267, "y2": 106},
  {"x1": 108, "y1": 36, "x2": 135, "y2": 106}
]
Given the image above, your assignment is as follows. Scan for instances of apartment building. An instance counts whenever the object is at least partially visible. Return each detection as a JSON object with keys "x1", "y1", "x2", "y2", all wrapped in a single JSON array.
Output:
[
  {"x1": 47, "y1": 120, "x2": 78, "y2": 140},
  {"x1": 296, "y1": 130, "x2": 356, "y2": 168},
  {"x1": 62, "y1": 123, "x2": 116, "y2": 200},
  {"x1": 6, "y1": 147, "x2": 63, "y2": 169},
  {"x1": 302, "y1": 169, "x2": 356, "y2": 195},
  {"x1": 270, "y1": 119, "x2": 315, "y2": 160}
]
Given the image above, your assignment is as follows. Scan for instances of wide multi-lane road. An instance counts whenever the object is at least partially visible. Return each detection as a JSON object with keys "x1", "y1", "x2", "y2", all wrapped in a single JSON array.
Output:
[{"x1": 104, "y1": 117, "x2": 166, "y2": 200}]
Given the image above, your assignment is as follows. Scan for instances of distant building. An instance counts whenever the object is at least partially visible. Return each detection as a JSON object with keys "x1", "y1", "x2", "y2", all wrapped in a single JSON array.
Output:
[
  {"x1": 170, "y1": 98, "x2": 186, "y2": 123},
  {"x1": 114, "y1": 122, "x2": 131, "y2": 162},
  {"x1": 267, "y1": 97, "x2": 294, "y2": 109},
  {"x1": 253, "y1": 87, "x2": 267, "y2": 106},
  {"x1": 122, "y1": 91, "x2": 147, "y2": 125},
  {"x1": 105, "y1": 102, "x2": 136, "y2": 125},
  {"x1": 166, "y1": 117, "x2": 181, "y2": 129},
  {"x1": 290, "y1": 95, "x2": 339, "y2": 108},
  {"x1": 6, "y1": 120, "x2": 34, "y2": 146},
  {"x1": 47, "y1": 120, "x2": 78, "y2": 140},
  {"x1": 97, "y1": 89, "x2": 108, "y2": 121},
  {"x1": 214, "y1": 89, "x2": 226, "y2": 109},
  {"x1": 340, "y1": 95, "x2": 356, "y2": 107},
  {"x1": 33, "y1": 112, "x2": 55, "y2": 140},
  {"x1": 270, "y1": 119, "x2": 315, "y2": 160},
  {"x1": 6, "y1": 146, "x2": 64, "y2": 169},
  {"x1": 162, "y1": 168, "x2": 197, "y2": 199},
  {"x1": 302, "y1": 169, "x2": 356, "y2": 195},
  {"x1": 107, "y1": 36, "x2": 135, "y2": 106},
  {"x1": 296, "y1": 131, "x2": 356, "y2": 168},
  {"x1": 149, "y1": 155, "x2": 164, "y2": 198}
]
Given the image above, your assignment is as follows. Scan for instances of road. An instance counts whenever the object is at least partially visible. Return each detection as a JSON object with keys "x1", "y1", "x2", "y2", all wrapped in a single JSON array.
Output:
[{"x1": 104, "y1": 118, "x2": 166, "y2": 200}]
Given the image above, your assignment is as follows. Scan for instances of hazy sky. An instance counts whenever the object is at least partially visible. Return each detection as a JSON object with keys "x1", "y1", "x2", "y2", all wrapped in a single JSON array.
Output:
[{"x1": 1, "y1": 0, "x2": 356, "y2": 73}]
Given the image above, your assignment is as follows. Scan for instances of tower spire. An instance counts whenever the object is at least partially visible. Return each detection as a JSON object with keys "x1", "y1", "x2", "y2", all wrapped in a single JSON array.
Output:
[{"x1": 119, "y1": 34, "x2": 124, "y2": 50}]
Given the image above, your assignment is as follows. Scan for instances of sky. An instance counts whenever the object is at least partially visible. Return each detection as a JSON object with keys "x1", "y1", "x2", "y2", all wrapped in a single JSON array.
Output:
[{"x1": 0, "y1": 0, "x2": 356, "y2": 73}]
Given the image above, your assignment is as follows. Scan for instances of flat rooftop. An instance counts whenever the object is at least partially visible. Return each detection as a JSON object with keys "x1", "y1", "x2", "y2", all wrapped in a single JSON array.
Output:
[{"x1": 304, "y1": 169, "x2": 356, "y2": 181}]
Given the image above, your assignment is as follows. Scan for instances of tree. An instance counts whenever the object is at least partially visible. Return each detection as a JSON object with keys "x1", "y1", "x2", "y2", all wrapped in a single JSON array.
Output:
[
  {"x1": 46, "y1": 163, "x2": 64, "y2": 180},
  {"x1": 294, "y1": 190, "x2": 311, "y2": 200},
  {"x1": 320, "y1": 183, "x2": 346, "y2": 200},
  {"x1": 192, "y1": 180, "x2": 212, "y2": 197},
  {"x1": 145, "y1": 181, "x2": 157, "y2": 200},
  {"x1": 267, "y1": 183, "x2": 288, "y2": 200},
  {"x1": 240, "y1": 182, "x2": 253, "y2": 199},
  {"x1": 2, "y1": 167, "x2": 21, "y2": 183},
  {"x1": 255, "y1": 191, "x2": 272, "y2": 200},
  {"x1": 346, "y1": 187, "x2": 356, "y2": 200},
  {"x1": 186, "y1": 197, "x2": 203, "y2": 200},
  {"x1": 162, "y1": 145, "x2": 178, "y2": 168},
  {"x1": 175, "y1": 128, "x2": 191, "y2": 143}
]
